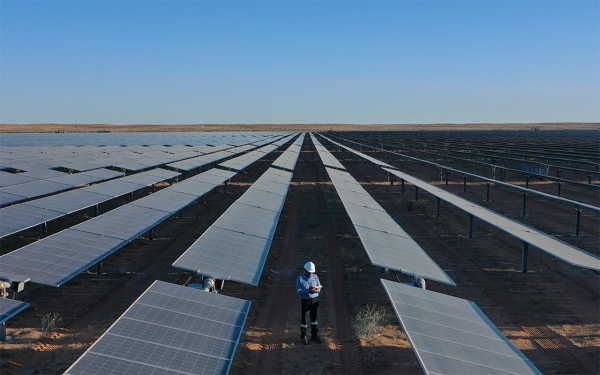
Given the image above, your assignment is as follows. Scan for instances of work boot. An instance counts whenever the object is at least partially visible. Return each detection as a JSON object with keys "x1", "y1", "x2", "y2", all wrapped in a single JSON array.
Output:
[
  {"x1": 301, "y1": 336, "x2": 309, "y2": 345},
  {"x1": 311, "y1": 335, "x2": 323, "y2": 344}
]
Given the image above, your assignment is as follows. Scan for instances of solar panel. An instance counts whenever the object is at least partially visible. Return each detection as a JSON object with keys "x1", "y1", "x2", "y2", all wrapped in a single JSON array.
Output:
[
  {"x1": 66, "y1": 280, "x2": 250, "y2": 375},
  {"x1": 250, "y1": 179, "x2": 289, "y2": 196},
  {"x1": 235, "y1": 189, "x2": 287, "y2": 213},
  {"x1": 0, "y1": 174, "x2": 36, "y2": 187},
  {"x1": 141, "y1": 168, "x2": 181, "y2": 179},
  {"x1": 310, "y1": 133, "x2": 346, "y2": 170},
  {"x1": 383, "y1": 168, "x2": 600, "y2": 271},
  {"x1": 23, "y1": 190, "x2": 111, "y2": 215},
  {"x1": 325, "y1": 168, "x2": 455, "y2": 285},
  {"x1": 212, "y1": 203, "x2": 282, "y2": 240},
  {"x1": 72, "y1": 205, "x2": 172, "y2": 241},
  {"x1": 0, "y1": 229, "x2": 127, "y2": 286},
  {"x1": 131, "y1": 189, "x2": 198, "y2": 213},
  {"x1": 84, "y1": 180, "x2": 146, "y2": 198},
  {"x1": 120, "y1": 172, "x2": 179, "y2": 186},
  {"x1": 0, "y1": 204, "x2": 64, "y2": 238},
  {"x1": 0, "y1": 298, "x2": 29, "y2": 325},
  {"x1": 20, "y1": 169, "x2": 68, "y2": 179},
  {"x1": 79, "y1": 168, "x2": 124, "y2": 180},
  {"x1": 0, "y1": 191, "x2": 27, "y2": 206},
  {"x1": 381, "y1": 279, "x2": 542, "y2": 375},
  {"x1": 0, "y1": 180, "x2": 72, "y2": 199},
  {"x1": 174, "y1": 226, "x2": 273, "y2": 285},
  {"x1": 47, "y1": 173, "x2": 109, "y2": 187}
]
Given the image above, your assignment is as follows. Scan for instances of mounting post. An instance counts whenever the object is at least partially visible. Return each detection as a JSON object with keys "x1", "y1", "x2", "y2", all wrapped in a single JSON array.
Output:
[
  {"x1": 0, "y1": 322, "x2": 6, "y2": 343},
  {"x1": 501, "y1": 169, "x2": 505, "y2": 182},
  {"x1": 41, "y1": 222, "x2": 47, "y2": 238},
  {"x1": 149, "y1": 229, "x2": 154, "y2": 241},
  {"x1": 401, "y1": 179, "x2": 405, "y2": 193},
  {"x1": 485, "y1": 182, "x2": 490, "y2": 201},
  {"x1": 557, "y1": 182, "x2": 561, "y2": 197},
  {"x1": 415, "y1": 186, "x2": 419, "y2": 201},
  {"x1": 389, "y1": 173, "x2": 394, "y2": 186},
  {"x1": 180, "y1": 209, "x2": 184, "y2": 219},
  {"x1": 97, "y1": 261, "x2": 103, "y2": 275},
  {"x1": 129, "y1": 192, "x2": 134, "y2": 202},
  {"x1": 575, "y1": 209, "x2": 581, "y2": 236},
  {"x1": 152, "y1": 184, "x2": 156, "y2": 192},
  {"x1": 94, "y1": 204, "x2": 99, "y2": 217},
  {"x1": 445, "y1": 170, "x2": 449, "y2": 185},
  {"x1": 589, "y1": 175, "x2": 592, "y2": 190},
  {"x1": 525, "y1": 175, "x2": 529, "y2": 189},
  {"x1": 463, "y1": 175, "x2": 467, "y2": 193},
  {"x1": 522, "y1": 193, "x2": 527, "y2": 216},
  {"x1": 436, "y1": 197, "x2": 441, "y2": 217},
  {"x1": 468, "y1": 214, "x2": 474, "y2": 238},
  {"x1": 521, "y1": 242, "x2": 529, "y2": 273}
]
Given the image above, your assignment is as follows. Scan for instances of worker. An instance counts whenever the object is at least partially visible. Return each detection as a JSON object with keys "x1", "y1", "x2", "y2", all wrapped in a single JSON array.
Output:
[{"x1": 296, "y1": 261, "x2": 322, "y2": 345}]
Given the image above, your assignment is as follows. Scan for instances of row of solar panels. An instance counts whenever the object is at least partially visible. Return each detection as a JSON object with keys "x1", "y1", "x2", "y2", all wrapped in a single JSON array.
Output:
[
  {"x1": 318, "y1": 133, "x2": 600, "y2": 272},
  {"x1": 311, "y1": 135, "x2": 542, "y2": 375},
  {"x1": 310, "y1": 133, "x2": 346, "y2": 170},
  {"x1": 0, "y1": 131, "x2": 290, "y2": 147},
  {"x1": 65, "y1": 135, "x2": 304, "y2": 374},
  {"x1": 166, "y1": 144, "x2": 256, "y2": 172},
  {"x1": 219, "y1": 144, "x2": 280, "y2": 171},
  {"x1": 0, "y1": 168, "x2": 179, "y2": 238},
  {"x1": 272, "y1": 133, "x2": 305, "y2": 171},
  {"x1": 0, "y1": 167, "x2": 236, "y2": 287},
  {"x1": 0, "y1": 168, "x2": 125, "y2": 206}
]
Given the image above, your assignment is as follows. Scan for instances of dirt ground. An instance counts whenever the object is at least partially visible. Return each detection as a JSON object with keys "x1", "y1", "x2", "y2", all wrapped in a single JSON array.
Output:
[{"x1": 0, "y1": 134, "x2": 599, "y2": 375}]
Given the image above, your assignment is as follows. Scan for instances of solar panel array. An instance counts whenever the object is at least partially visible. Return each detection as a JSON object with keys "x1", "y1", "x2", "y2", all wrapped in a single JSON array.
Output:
[
  {"x1": 0, "y1": 298, "x2": 30, "y2": 325},
  {"x1": 218, "y1": 143, "x2": 280, "y2": 172},
  {"x1": 173, "y1": 167, "x2": 293, "y2": 285},
  {"x1": 310, "y1": 133, "x2": 345, "y2": 170},
  {"x1": 166, "y1": 145, "x2": 255, "y2": 172},
  {"x1": 0, "y1": 168, "x2": 178, "y2": 238},
  {"x1": 272, "y1": 133, "x2": 305, "y2": 171},
  {"x1": 65, "y1": 280, "x2": 250, "y2": 375},
  {"x1": 383, "y1": 168, "x2": 600, "y2": 271},
  {"x1": 381, "y1": 279, "x2": 542, "y2": 375},
  {"x1": 0, "y1": 168, "x2": 235, "y2": 287},
  {"x1": 325, "y1": 167, "x2": 455, "y2": 285},
  {"x1": 318, "y1": 133, "x2": 393, "y2": 168}
]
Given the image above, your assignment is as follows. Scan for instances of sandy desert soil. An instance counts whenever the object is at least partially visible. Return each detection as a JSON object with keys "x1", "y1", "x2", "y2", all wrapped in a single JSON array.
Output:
[
  {"x1": 1, "y1": 122, "x2": 599, "y2": 133},
  {"x1": 0, "y1": 135, "x2": 598, "y2": 375}
]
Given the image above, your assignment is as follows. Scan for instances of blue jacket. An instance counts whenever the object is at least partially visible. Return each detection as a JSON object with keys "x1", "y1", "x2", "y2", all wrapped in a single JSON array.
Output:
[{"x1": 296, "y1": 273, "x2": 321, "y2": 299}]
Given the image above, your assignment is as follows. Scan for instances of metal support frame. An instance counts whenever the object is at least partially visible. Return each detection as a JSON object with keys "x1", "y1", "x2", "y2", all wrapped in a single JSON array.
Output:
[
  {"x1": 152, "y1": 184, "x2": 156, "y2": 192},
  {"x1": 149, "y1": 229, "x2": 154, "y2": 241},
  {"x1": 463, "y1": 175, "x2": 467, "y2": 193},
  {"x1": 436, "y1": 197, "x2": 441, "y2": 217},
  {"x1": 557, "y1": 182, "x2": 561, "y2": 197},
  {"x1": 522, "y1": 242, "x2": 529, "y2": 273},
  {"x1": 129, "y1": 192, "x2": 134, "y2": 202},
  {"x1": 589, "y1": 175, "x2": 592, "y2": 190},
  {"x1": 445, "y1": 170, "x2": 449, "y2": 185},
  {"x1": 522, "y1": 193, "x2": 527, "y2": 216},
  {"x1": 415, "y1": 186, "x2": 419, "y2": 201},
  {"x1": 575, "y1": 209, "x2": 581, "y2": 236},
  {"x1": 501, "y1": 169, "x2": 505, "y2": 182},
  {"x1": 94, "y1": 204, "x2": 99, "y2": 217},
  {"x1": 525, "y1": 175, "x2": 529, "y2": 189},
  {"x1": 401, "y1": 179, "x2": 405, "y2": 193},
  {"x1": 0, "y1": 322, "x2": 6, "y2": 343},
  {"x1": 180, "y1": 209, "x2": 184, "y2": 219},
  {"x1": 41, "y1": 222, "x2": 47, "y2": 238},
  {"x1": 97, "y1": 261, "x2": 103, "y2": 275},
  {"x1": 389, "y1": 173, "x2": 394, "y2": 185},
  {"x1": 468, "y1": 214, "x2": 474, "y2": 238}
]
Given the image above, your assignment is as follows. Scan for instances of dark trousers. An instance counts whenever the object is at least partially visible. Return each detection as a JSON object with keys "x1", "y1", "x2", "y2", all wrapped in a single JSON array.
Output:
[{"x1": 300, "y1": 298, "x2": 319, "y2": 338}]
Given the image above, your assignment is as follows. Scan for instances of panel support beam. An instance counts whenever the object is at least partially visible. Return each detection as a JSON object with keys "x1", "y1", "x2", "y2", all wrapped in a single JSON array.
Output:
[
  {"x1": 522, "y1": 242, "x2": 529, "y2": 273},
  {"x1": 468, "y1": 214, "x2": 474, "y2": 238}
]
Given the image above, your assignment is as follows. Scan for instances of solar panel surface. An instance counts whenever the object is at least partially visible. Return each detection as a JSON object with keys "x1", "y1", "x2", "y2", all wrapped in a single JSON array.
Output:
[
  {"x1": 65, "y1": 280, "x2": 250, "y2": 375},
  {"x1": 0, "y1": 298, "x2": 29, "y2": 325},
  {"x1": 383, "y1": 168, "x2": 600, "y2": 271},
  {"x1": 381, "y1": 279, "x2": 542, "y2": 375}
]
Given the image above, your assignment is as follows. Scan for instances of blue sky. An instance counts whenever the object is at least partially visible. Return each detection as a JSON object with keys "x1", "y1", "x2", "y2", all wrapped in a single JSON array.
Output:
[{"x1": 1, "y1": 1, "x2": 598, "y2": 124}]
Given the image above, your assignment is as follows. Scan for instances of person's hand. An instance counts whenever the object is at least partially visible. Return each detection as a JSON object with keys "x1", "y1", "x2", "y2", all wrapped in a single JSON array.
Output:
[{"x1": 309, "y1": 287, "x2": 317, "y2": 293}]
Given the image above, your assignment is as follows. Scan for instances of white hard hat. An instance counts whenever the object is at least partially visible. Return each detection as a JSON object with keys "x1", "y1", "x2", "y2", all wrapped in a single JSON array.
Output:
[{"x1": 304, "y1": 262, "x2": 316, "y2": 273}]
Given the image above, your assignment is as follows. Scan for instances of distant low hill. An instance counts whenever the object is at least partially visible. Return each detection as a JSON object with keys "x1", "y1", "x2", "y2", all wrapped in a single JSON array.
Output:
[{"x1": 0, "y1": 123, "x2": 598, "y2": 133}]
